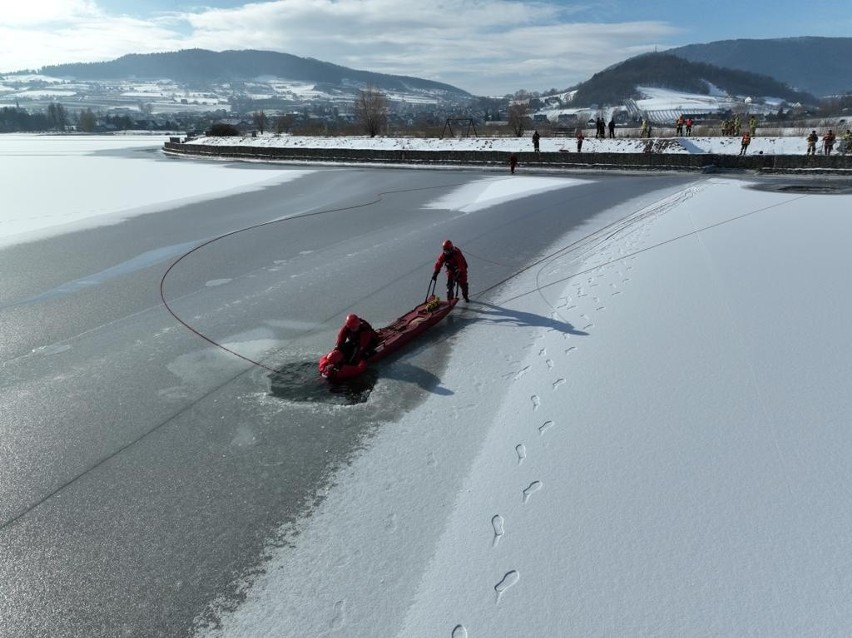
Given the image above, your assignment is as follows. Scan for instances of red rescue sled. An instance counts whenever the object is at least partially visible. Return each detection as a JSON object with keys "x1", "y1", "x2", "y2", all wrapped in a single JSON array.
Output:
[
  {"x1": 367, "y1": 294, "x2": 458, "y2": 365},
  {"x1": 320, "y1": 283, "x2": 459, "y2": 381}
]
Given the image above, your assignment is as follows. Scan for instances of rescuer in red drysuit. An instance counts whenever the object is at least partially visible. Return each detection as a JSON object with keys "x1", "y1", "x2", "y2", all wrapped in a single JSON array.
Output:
[
  {"x1": 432, "y1": 239, "x2": 469, "y2": 302},
  {"x1": 335, "y1": 313, "x2": 379, "y2": 364},
  {"x1": 318, "y1": 348, "x2": 367, "y2": 381}
]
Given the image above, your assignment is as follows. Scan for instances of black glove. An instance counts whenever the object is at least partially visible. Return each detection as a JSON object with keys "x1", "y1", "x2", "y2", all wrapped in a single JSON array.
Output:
[{"x1": 431, "y1": 272, "x2": 438, "y2": 281}]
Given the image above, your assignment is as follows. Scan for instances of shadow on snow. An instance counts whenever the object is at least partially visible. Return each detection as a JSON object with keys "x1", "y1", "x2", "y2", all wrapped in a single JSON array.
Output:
[{"x1": 468, "y1": 301, "x2": 589, "y2": 336}]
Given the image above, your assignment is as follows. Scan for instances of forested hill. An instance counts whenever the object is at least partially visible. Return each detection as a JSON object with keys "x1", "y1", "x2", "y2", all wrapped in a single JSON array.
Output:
[
  {"x1": 568, "y1": 53, "x2": 816, "y2": 108},
  {"x1": 670, "y1": 37, "x2": 852, "y2": 97},
  {"x1": 37, "y1": 49, "x2": 471, "y2": 97}
]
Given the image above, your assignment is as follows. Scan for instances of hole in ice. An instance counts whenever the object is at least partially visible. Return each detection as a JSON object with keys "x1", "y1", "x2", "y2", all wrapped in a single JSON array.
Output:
[{"x1": 267, "y1": 360, "x2": 378, "y2": 405}]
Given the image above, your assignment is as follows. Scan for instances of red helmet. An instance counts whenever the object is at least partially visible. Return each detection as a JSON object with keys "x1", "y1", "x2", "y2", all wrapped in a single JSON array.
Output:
[
  {"x1": 442, "y1": 239, "x2": 453, "y2": 251},
  {"x1": 345, "y1": 313, "x2": 360, "y2": 330}
]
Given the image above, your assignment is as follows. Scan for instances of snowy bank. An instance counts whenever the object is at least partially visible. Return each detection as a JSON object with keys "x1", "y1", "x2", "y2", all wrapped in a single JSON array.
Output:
[
  {"x1": 179, "y1": 133, "x2": 813, "y2": 155},
  {"x1": 166, "y1": 133, "x2": 852, "y2": 174}
]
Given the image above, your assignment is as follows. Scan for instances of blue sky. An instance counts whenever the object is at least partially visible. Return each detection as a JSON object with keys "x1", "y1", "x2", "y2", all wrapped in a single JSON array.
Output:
[{"x1": 2, "y1": 0, "x2": 848, "y2": 95}]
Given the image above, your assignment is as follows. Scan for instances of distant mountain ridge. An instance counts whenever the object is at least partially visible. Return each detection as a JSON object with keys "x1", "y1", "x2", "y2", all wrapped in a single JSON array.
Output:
[
  {"x1": 568, "y1": 52, "x2": 816, "y2": 108},
  {"x1": 669, "y1": 37, "x2": 852, "y2": 97},
  {"x1": 37, "y1": 49, "x2": 472, "y2": 98},
  {"x1": 24, "y1": 38, "x2": 852, "y2": 102}
]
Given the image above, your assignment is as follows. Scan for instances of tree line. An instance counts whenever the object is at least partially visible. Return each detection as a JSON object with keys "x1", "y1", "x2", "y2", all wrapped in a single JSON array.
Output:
[
  {"x1": 0, "y1": 104, "x2": 179, "y2": 133},
  {"x1": 0, "y1": 85, "x2": 391, "y2": 136},
  {"x1": 1, "y1": 103, "x2": 73, "y2": 132}
]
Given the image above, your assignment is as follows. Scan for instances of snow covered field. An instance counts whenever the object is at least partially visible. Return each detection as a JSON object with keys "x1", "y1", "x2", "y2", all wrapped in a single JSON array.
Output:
[{"x1": 4, "y1": 134, "x2": 852, "y2": 636}]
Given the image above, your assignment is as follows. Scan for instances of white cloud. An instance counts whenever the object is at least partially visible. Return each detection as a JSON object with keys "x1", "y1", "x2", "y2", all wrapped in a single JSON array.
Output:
[
  {"x1": 0, "y1": 16, "x2": 185, "y2": 71},
  {"x1": 4, "y1": 0, "x2": 103, "y2": 26},
  {"x1": 0, "y1": 0, "x2": 682, "y2": 94}
]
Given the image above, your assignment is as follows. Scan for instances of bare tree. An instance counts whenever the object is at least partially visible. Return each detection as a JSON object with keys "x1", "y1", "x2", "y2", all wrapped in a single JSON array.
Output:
[
  {"x1": 274, "y1": 114, "x2": 293, "y2": 134},
  {"x1": 507, "y1": 101, "x2": 529, "y2": 137},
  {"x1": 252, "y1": 110, "x2": 268, "y2": 134},
  {"x1": 353, "y1": 85, "x2": 388, "y2": 137}
]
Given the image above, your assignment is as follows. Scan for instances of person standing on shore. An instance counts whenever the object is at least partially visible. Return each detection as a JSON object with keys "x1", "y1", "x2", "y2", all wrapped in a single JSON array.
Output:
[
  {"x1": 739, "y1": 131, "x2": 751, "y2": 156},
  {"x1": 823, "y1": 130, "x2": 836, "y2": 155},
  {"x1": 806, "y1": 130, "x2": 818, "y2": 155}
]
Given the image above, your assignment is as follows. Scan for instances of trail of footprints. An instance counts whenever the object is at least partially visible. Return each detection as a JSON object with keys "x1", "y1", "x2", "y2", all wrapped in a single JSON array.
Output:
[
  {"x1": 475, "y1": 351, "x2": 564, "y2": 633},
  {"x1": 452, "y1": 254, "x2": 642, "y2": 635},
  {"x1": 563, "y1": 256, "x2": 634, "y2": 332}
]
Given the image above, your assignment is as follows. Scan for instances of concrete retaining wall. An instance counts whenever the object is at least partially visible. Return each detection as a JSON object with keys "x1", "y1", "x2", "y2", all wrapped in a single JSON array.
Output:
[{"x1": 163, "y1": 142, "x2": 852, "y2": 174}]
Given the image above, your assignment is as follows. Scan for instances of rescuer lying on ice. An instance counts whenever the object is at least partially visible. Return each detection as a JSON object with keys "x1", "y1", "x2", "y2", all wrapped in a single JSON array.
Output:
[{"x1": 318, "y1": 313, "x2": 379, "y2": 381}]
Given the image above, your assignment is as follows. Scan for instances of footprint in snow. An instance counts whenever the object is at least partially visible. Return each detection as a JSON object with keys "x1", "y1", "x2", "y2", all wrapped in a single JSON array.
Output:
[
  {"x1": 495, "y1": 570, "x2": 520, "y2": 603},
  {"x1": 523, "y1": 481, "x2": 542, "y2": 504},
  {"x1": 330, "y1": 600, "x2": 345, "y2": 631},
  {"x1": 492, "y1": 515, "x2": 505, "y2": 547},
  {"x1": 512, "y1": 365, "x2": 530, "y2": 380}
]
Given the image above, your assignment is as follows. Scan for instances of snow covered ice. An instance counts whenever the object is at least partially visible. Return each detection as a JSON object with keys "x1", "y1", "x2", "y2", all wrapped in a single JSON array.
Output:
[{"x1": 0, "y1": 134, "x2": 315, "y2": 248}]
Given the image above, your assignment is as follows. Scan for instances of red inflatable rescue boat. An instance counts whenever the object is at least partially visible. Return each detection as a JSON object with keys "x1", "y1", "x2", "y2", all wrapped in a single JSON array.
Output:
[{"x1": 319, "y1": 291, "x2": 458, "y2": 381}]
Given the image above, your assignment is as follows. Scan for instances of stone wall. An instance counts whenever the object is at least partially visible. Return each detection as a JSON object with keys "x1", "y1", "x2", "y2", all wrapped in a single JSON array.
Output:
[{"x1": 163, "y1": 142, "x2": 852, "y2": 174}]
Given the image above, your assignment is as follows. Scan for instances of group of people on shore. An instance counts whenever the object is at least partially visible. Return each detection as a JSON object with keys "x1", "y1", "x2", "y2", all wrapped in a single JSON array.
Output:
[
  {"x1": 592, "y1": 117, "x2": 616, "y2": 139},
  {"x1": 675, "y1": 115, "x2": 695, "y2": 136},
  {"x1": 719, "y1": 114, "x2": 759, "y2": 137},
  {"x1": 806, "y1": 129, "x2": 849, "y2": 156},
  {"x1": 319, "y1": 240, "x2": 469, "y2": 379},
  {"x1": 506, "y1": 120, "x2": 850, "y2": 168}
]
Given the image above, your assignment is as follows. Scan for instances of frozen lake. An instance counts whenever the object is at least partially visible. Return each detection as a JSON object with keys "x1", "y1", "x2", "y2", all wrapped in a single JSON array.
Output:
[{"x1": 1, "y1": 134, "x2": 697, "y2": 637}]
